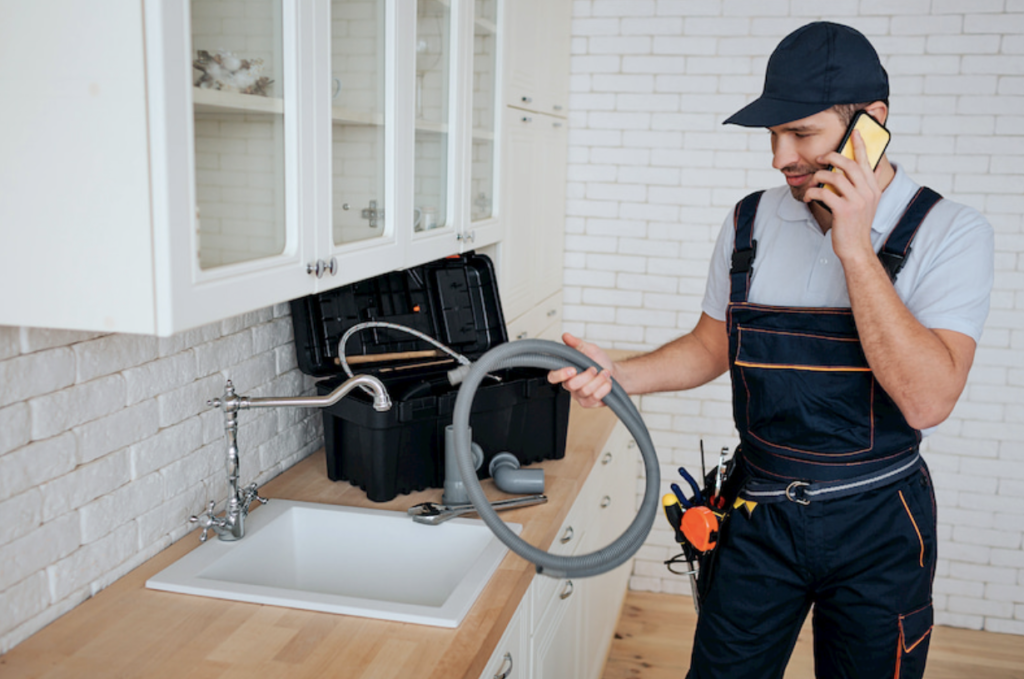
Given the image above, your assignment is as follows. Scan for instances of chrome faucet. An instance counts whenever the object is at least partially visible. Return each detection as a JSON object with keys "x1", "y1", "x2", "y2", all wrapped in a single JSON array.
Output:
[{"x1": 191, "y1": 374, "x2": 392, "y2": 542}]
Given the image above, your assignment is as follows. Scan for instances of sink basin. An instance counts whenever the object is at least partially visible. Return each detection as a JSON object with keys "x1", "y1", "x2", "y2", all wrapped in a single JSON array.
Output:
[{"x1": 146, "y1": 499, "x2": 518, "y2": 627}]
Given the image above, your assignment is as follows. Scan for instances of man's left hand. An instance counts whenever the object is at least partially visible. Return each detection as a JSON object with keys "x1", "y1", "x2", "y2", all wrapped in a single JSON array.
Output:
[{"x1": 804, "y1": 130, "x2": 882, "y2": 264}]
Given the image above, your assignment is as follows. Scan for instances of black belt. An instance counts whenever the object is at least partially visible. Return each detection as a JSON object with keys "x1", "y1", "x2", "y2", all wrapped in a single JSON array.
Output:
[{"x1": 739, "y1": 452, "x2": 922, "y2": 505}]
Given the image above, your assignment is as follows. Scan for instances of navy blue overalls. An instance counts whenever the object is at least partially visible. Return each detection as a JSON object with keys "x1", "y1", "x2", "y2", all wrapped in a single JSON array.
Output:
[{"x1": 687, "y1": 188, "x2": 943, "y2": 679}]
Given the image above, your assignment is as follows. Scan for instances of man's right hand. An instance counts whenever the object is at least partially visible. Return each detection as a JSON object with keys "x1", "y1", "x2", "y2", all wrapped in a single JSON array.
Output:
[{"x1": 546, "y1": 333, "x2": 616, "y2": 408}]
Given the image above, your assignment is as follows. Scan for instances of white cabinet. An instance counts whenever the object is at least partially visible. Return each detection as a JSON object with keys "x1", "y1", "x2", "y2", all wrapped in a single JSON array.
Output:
[
  {"x1": 503, "y1": 0, "x2": 571, "y2": 116},
  {"x1": 0, "y1": 0, "x2": 506, "y2": 336},
  {"x1": 498, "y1": 0, "x2": 570, "y2": 342},
  {"x1": 478, "y1": 422, "x2": 637, "y2": 679},
  {"x1": 479, "y1": 602, "x2": 528, "y2": 679}
]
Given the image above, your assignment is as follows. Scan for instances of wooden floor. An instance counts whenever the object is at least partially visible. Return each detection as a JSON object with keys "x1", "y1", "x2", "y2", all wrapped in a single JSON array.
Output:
[{"x1": 602, "y1": 590, "x2": 1024, "y2": 679}]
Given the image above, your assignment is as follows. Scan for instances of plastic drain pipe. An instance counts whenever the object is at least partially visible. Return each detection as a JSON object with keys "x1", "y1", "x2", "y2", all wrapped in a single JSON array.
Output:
[{"x1": 451, "y1": 339, "x2": 661, "y2": 579}]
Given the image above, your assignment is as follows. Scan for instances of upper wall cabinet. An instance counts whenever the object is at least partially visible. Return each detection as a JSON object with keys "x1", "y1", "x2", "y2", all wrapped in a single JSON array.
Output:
[
  {"x1": 0, "y1": 0, "x2": 503, "y2": 336},
  {"x1": 503, "y1": 0, "x2": 570, "y2": 117}
]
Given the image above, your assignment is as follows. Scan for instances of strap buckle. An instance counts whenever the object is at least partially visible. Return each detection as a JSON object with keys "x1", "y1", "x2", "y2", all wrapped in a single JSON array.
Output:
[
  {"x1": 730, "y1": 239, "x2": 758, "y2": 275},
  {"x1": 785, "y1": 481, "x2": 811, "y2": 506},
  {"x1": 878, "y1": 249, "x2": 909, "y2": 283}
]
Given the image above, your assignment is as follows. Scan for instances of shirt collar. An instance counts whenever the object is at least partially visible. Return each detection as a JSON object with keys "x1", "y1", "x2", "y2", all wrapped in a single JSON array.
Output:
[{"x1": 774, "y1": 161, "x2": 919, "y2": 235}]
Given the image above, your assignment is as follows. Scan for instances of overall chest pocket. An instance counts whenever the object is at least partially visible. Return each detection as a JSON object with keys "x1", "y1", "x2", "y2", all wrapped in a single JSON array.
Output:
[{"x1": 734, "y1": 325, "x2": 875, "y2": 455}]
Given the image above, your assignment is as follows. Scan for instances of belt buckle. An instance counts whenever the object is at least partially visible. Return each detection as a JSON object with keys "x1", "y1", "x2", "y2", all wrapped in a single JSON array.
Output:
[{"x1": 785, "y1": 481, "x2": 811, "y2": 506}]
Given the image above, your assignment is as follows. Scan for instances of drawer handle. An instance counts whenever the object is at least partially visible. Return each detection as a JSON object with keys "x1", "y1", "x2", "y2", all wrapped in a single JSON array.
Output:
[
  {"x1": 627, "y1": 440, "x2": 636, "y2": 449},
  {"x1": 516, "y1": 331, "x2": 528, "y2": 340},
  {"x1": 494, "y1": 652, "x2": 513, "y2": 679},
  {"x1": 560, "y1": 526, "x2": 574, "y2": 544},
  {"x1": 547, "y1": 308, "x2": 557, "y2": 317},
  {"x1": 553, "y1": 104, "x2": 563, "y2": 111},
  {"x1": 600, "y1": 495, "x2": 611, "y2": 509},
  {"x1": 560, "y1": 580, "x2": 575, "y2": 600},
  {"x1": 602, "y1": 452, "x2": 613, "y2": 465}
]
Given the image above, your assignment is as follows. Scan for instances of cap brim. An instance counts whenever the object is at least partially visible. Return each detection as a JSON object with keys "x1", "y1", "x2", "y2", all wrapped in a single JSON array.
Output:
[{"x1": 723, "y1": 96, "x2": 833, "y2": 128}]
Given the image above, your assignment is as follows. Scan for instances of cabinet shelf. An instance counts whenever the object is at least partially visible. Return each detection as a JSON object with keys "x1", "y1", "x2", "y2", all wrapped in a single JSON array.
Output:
[
  {"x1": 415, "y1": 119, "x2": 448, "y2": 134},
  {"x1": 332, "y1": 106, "x2": 384, "y2": 126},
  {"x1": 472, "y1": 128, "x2": 494, "y2": 141},
  {"x1": 475, "y1": 17, "x2": 497, "y2": 35},
  {"x1": 192, "y1": 87, "x2": 283, "y2": 115}
]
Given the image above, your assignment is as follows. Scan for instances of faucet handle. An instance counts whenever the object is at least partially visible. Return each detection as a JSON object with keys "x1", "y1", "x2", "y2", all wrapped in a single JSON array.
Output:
[
  {"x1": 241, "y1": 483, "x2": 268, "y2": 512},
  {"x1": 190, "y1": 500, "x2": 221, "y2": 542}
]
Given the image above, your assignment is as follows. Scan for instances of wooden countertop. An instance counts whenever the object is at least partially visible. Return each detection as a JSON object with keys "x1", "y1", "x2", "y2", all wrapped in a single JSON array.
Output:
[{"x1": 0, "y1": 402, "x2": 620, "y2": 679}]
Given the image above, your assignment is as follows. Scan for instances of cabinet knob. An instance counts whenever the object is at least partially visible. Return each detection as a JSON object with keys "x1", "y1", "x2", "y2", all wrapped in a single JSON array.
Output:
[
  {"x1": 306, "y1": 258, "x2": 338, "y2": 278},
  {"x1": 553, "y1": 104, "x2": 563, "y2": 111},
  {"x1": 552, "y1": 121, "x2": 563, "y2": 128},
  {"x1": 521, "y1": 95, "x2": 532, "y2": 104},
  {"x1": 560, "y1": 526, "x2": 574, "y2": 544},
  {"x1": 602, "y1": 452, "x2": 613, "y2": 465},
  {"x1": 547, "y1": 308, "x2": 557, "y2": 317},
  {"x1": 516, "y1": 331, "x2": 528, "y2": 340},
  {"x1": 521, "y1": 116, "x2": 533, "y2": 123},
  {"x1": 559, "y1": 580, "x2": 575, "y2": 600},
  {"x1": 494, "y1": 652, "x2": 514, "y2": 679},
  {"x1": 600, "y1": 495, "x2": 612, "y2": 509}
]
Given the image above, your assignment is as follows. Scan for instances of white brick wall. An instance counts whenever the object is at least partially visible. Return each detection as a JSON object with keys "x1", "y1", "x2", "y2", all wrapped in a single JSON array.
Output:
[
  {"x1": 567, "y1": 1, "x2": 1024, "y2": 635},
  {"x1": 0, "y1": 306, "x2": 322, "y2": 653}
]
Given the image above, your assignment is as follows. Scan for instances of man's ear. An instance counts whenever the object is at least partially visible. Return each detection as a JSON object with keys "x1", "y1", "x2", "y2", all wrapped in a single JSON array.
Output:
[{"x1": 866, "y1": 100, "x2": 888, "y2": 125}]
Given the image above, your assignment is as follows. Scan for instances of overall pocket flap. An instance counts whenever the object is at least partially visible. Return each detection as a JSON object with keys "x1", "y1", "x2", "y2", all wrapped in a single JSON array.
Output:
[
  {"x1": 899, "y1": 602, "x2": 934, "y2": 653},
  {"x1": 736, "y1": 325, "x2": 869, "y2": 370}
]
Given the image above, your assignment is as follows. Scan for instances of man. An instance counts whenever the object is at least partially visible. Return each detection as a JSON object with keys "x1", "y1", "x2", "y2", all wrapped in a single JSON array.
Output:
[{"x1": 548, "y1": 22, "x2": 993, "y2": 678}]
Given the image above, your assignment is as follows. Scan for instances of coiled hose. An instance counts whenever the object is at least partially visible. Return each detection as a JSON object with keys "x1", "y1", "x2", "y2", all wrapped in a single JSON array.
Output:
[{"x1": 451, "y1": 339, "x2": 661, "y2": 578}]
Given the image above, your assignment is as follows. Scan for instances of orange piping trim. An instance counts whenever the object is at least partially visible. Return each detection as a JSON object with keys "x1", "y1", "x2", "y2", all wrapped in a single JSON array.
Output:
[
  {"x1": 739, "y1": 326, "x2": 862, "y2": 343},
  {"x1": 734, "y1": 360, "x2": 872, "y2": 372},
  {"x1": 899, "y1": 490, "x2": 925, "y2": 568}
]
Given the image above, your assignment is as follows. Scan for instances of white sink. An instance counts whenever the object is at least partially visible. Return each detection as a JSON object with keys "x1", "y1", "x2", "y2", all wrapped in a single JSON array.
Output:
[{"x1": 146, "y1": 499, "x2": 518, "y2": 627}]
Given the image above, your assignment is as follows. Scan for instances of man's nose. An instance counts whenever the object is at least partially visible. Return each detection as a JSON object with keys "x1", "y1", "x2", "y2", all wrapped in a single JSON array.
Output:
[{"x1": 772, "y1": 136, "x2": 798, "y2": 170}]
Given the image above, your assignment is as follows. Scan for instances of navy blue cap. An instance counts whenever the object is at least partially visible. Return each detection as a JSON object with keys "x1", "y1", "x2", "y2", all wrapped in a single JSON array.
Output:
[{"x1": 724, "y1": 22, "x2": 889, "y2": 128}]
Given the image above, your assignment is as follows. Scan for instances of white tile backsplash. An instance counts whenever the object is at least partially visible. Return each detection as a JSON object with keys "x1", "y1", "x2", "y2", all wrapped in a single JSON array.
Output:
[{"x1": 0, "y1": 307, "x2": 320, "y2": 653}]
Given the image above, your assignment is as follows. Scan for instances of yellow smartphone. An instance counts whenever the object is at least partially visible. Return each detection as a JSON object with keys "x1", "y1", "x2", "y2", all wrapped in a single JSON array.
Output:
[{"x1": 819, "y1": 110, "x2": 891, "y2": 195}]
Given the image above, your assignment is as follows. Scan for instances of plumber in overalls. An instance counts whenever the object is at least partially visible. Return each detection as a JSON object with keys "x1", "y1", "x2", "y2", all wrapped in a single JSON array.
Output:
[{"x1": 548, "y1": 21, "x2": 994, "y2": 679}]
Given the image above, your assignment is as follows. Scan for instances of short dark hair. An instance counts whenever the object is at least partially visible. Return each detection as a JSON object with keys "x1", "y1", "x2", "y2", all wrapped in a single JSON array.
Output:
[{"x1": 832, "y1": 99, "x2": 889, "y2": 127}]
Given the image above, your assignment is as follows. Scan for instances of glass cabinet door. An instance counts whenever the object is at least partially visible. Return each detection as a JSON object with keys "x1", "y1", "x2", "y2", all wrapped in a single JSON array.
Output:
[
  {"x1": 191, "y1": 0, "x2": 288, "y2": 270},
  {"x1": 413, "y1": 0, "x2": 451, "y2": 232},
  {"x1": 471, "y1": 0, "x2": 497, "y2": 222},
  {"x1": 331, "y1": 0, "x2": 387, "y2": 246}
]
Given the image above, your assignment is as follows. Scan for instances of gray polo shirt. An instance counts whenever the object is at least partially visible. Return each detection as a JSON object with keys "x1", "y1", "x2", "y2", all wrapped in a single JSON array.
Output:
[{"x1": 701, "y1": 163, "x2": 994, "y2": 344}]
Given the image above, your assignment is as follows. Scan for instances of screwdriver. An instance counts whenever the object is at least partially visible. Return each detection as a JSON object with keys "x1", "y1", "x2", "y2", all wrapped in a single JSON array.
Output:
[{"x1": 662, "y1": 493, "x2": 687, "y2": 544}]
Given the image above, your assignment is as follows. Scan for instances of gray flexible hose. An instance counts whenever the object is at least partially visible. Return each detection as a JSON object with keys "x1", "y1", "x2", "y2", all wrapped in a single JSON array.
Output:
[{"x1": 451, "y1": 339, "x2": 661, "y2": 578}]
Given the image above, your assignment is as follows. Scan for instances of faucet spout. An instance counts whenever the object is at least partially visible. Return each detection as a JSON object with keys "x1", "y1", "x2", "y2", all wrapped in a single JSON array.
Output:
[
  {"x1": 245, "y1": 374, "x2": 392, "y2": 412},
  {"x1": 194, "y1": 375, "x2": 391, "y2": 543}
]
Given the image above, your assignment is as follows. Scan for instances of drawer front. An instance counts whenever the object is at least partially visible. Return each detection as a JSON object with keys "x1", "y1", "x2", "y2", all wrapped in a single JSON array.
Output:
[
  {"x1": 530, "y1": 493, "x2": 587, "y2": 629},
  {"x1": 506, "y1": 289, "x2": 563, "y2": 342},
  {"x1": 478, "y1": 602, "x2": 527, "y2": 679}
]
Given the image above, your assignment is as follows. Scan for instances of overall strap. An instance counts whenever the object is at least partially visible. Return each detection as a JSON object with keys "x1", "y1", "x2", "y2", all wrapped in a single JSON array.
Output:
[
  {"x1": 729, "y1": 191, "x2": 765, "y2": 304},
  {"x1": 877, "y1": 186, "x2": 942, "y2": 283}
]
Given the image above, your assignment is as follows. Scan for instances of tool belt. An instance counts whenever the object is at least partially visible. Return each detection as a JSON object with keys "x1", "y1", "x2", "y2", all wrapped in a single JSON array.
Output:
[{"x1": 739, "y1": 451, "x2": 922, "y2": 506}]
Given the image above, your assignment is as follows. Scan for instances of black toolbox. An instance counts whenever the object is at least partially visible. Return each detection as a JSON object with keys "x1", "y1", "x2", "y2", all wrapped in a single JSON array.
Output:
[{"x1": 289, "y1": 253, "x2": 570, "y2": 502}]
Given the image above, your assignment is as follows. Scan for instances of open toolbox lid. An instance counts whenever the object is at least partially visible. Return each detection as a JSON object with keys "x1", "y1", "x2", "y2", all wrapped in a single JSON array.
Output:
[{"x1": 290, "y1": 253, "x2": 508, "y2": 379}]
